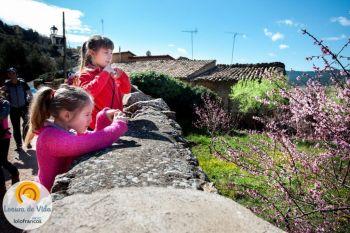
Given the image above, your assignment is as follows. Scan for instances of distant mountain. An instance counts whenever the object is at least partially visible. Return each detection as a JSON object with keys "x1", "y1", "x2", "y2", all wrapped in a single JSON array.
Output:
[
  {"x1": 0, "y1": 20, "x2": 78, "y2": 82},
  {"x1": 287, "y1": 70, "x2": 346, "y2": 86}
]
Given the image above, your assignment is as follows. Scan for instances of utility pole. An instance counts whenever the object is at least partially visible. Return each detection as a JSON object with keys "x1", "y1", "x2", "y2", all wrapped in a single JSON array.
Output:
[
  {"x1": 62, "y1": 11, "x2": 67, "y2": 79},
  {"x1": 182, "y1": 28, "x2": 198, "y2": 60},
  {"x1": 101, "y1": 19, "x2": 104, "y2": 35},
  {"x1": 225, "y1": 32, "x2": 244, "y2": 64}
]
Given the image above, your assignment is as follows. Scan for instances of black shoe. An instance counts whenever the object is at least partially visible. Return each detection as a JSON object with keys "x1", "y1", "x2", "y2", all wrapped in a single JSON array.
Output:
[{"x1": 12, "y1": 174, "x2": 20, "y2": 185}]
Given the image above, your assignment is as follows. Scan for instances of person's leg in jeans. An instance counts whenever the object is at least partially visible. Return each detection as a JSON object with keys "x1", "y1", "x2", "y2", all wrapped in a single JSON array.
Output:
[
  {"x1": 20, "y1": 105, "x2": 29, "y2": 142},
  {"x1": 10, "y1": 107, "x2": 22, "y2": 149},
  {"x1": 0, "y1": 139, "x2": 19, "y2": 184}
]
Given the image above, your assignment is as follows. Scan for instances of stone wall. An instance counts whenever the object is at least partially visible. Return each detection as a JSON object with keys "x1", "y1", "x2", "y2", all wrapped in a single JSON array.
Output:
[
  {"x1": 49, "y1": 86, "x2": 216, "y2": 201},
  {"x1": 30, "y1": 86, "x2": 283, "y2": 233}
]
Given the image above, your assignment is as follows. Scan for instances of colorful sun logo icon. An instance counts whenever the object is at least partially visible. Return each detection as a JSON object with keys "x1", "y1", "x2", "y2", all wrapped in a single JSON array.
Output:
[{"x1": 15, "y1": 181, "x2": 41, "y2": 204}]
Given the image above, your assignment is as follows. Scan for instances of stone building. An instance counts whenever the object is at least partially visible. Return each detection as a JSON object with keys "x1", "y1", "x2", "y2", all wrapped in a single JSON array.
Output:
[
  {"x1": 190, "y1": 63, "x2": 286, "y2": 110},
  {"x1": 114, "y1": 57, "x2": 286, "y2": 111},
  {"x1": 112, "y1": 51, "x2": 174, "y2": 63}
]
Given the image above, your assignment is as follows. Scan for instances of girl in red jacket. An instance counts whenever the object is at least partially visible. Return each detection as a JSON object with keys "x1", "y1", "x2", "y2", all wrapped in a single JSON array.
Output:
[{"x1": 76, "y1": 35, "x2": 131, "y2": 130}]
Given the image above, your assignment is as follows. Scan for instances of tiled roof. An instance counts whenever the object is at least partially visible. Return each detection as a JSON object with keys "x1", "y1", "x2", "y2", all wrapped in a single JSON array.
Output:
[
  {"x1": 113, "y1": 51, "x2": 136, "y2": 56},
  {"x1": 190, "y1": 62, "x2": 286, "y2": 82},
  {"x1": 130, "y1": 55, "x2": 174, "y2": 60},
  {"x1": 113, "y1": 59, "x2": 216, "y2": 79}
]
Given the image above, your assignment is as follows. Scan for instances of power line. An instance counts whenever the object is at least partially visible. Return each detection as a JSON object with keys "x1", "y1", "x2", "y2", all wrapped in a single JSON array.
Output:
[{"x1": 182, "y1": 28, "x2": 198, "y2": 60}]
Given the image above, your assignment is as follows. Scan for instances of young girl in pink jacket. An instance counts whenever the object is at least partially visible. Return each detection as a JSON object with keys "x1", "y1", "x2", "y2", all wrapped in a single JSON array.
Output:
[{"x1": 24, "y1": 84, "x2": 128, "y2": 192}]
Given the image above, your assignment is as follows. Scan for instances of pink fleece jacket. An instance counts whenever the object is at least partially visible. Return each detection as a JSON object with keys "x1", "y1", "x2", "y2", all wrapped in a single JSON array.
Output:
[{"x1": 34, "y1": 107, "x2": 128, "y2": 192}]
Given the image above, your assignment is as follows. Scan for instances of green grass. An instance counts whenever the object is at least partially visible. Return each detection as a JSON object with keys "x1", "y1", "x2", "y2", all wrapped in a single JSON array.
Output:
[
  {"x1": 186, "y1": 132, "x2": 324, "y2": 210},
  {"x1": 186, "y1": 133, "x2": 268, "y2": 205}
]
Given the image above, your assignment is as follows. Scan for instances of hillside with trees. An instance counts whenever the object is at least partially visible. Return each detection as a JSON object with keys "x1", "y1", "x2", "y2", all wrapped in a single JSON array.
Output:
[{"x1": 0, "y1": 20, "x2": 79, "y2": 82}]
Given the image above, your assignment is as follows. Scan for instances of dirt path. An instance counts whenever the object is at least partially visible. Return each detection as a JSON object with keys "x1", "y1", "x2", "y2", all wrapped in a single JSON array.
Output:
[{"x1": 0, "y1": 120, "x2": 38, "y2": 233}]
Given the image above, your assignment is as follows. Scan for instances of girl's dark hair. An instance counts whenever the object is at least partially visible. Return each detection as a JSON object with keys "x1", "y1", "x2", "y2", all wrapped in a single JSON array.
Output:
[
  {"x1": 24, "y1": 84, "x2": 93, "y2": 146},
  {"x1": 79, "y1": 35, "x2": 114, "y2": 71}
]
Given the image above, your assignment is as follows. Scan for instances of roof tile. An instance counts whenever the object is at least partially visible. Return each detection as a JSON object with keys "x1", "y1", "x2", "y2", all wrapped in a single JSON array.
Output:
[
  {"x1": 113, "y1": 59, "x2": 215, "y2": 79},
  {"x1": 191, "y1": 63, "x2": 286, "y2": 82},
  {"x1": 113, "y1": 60, "x2": 286, "y2": 82}
]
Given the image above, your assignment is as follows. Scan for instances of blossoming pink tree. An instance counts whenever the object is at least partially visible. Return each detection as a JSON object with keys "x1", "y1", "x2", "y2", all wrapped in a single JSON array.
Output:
[
  {"x1": 194, "y1": 94, "x2": 233, "y2": 136},
  {"x1": 194, "y1": 30, "x2": 350, "y2": 232}
]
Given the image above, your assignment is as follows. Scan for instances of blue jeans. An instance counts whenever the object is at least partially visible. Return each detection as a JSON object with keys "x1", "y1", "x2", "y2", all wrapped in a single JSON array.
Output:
[{"x1": 9, "y1": 105, "x2": 29, "y2": 147}]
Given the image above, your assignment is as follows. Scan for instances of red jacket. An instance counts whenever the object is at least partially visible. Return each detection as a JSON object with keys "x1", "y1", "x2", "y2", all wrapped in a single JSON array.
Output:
[{"x1": 78, "y1": 65, "x2": 131, "y2": 129}]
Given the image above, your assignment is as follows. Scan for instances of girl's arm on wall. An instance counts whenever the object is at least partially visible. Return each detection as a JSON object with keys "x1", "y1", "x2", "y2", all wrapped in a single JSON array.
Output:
[{"x1": 44, "y1": 121, "x2": 128, "y2": 158}]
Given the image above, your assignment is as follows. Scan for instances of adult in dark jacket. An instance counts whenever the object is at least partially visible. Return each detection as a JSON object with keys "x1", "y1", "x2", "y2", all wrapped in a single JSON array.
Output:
[{"x1": 3, "y1": 68, "x2": 33, "y2": 151}]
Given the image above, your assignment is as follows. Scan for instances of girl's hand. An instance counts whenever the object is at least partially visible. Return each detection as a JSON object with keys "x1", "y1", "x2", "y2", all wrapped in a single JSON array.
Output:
[
  {"x1": 103, "y1": 65, "x2": 116, "y2": 75},
  {"x1": 113, "y1": 110, "x2": 128, "y2": 123},
  {"x1": 106, "y1": 109, "x2": 118, "y2": 122},
  {"x1": 104, "y1": 65, "x2": 120, "y2": 79}
]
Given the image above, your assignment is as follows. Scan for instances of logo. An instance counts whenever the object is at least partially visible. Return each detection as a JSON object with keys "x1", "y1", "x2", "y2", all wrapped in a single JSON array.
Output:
[
  {"x1": 2, "y1": 180, "x2": 52, "y2": 230},
  {"x1": 15, "y1": 181, "x2": 41, "y2": 204}
]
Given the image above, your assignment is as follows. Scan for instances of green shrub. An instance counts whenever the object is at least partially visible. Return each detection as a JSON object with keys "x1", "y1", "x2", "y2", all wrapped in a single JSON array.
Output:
[
  {"x1": 229, "y1": 78, "x2": 288, "y2": 129},
  {"x1": 130, "y1": 71, "x2": 217, "y2": 134}
]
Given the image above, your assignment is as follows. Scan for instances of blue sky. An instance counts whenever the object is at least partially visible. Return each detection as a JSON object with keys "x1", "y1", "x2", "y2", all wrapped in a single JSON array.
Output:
[{"x1": 0, "y1": 0, "x2": 349, "y2": 70}]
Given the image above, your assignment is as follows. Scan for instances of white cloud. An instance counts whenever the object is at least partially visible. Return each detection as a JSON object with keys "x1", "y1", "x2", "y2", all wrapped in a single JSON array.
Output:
[
  {"x1": 168, "y1": 43, "x2": 175, "y2": 47},
  {"x1": 322, "y1": 34, "x2": 347, "y2": 41},
  {"x1": 331, "y1": 16, "x2": 350, "y2": 26},
  {"x1": 279, "y1": 44, "x2": 289, "y2": 49},
  {"x1": 0, "y1": 0, "x2": 92, "y2": 45},
  {"x1": 268, "y1": 52, "x2": 276, "y2": 57},
  {"x1": 264, "y1": 28, "x2": 284, "y2": 42},
  {"x1": 277, "y1": 19, "x2": 304, "y2": 28},
  {"x1": 177, "y1": 48, "x2": 187, "y2": 54},
  {"x1": 272, "y1": 32, "x2": 284, "y2": 41},
  {"x1": 277, "y1": 19, "x2": 294, "y2": 26}
]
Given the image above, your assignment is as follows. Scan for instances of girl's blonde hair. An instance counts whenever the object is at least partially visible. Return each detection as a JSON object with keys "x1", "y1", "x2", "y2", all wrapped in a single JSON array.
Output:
[
  {"x1": 79, "y1": 35, "x2": 114, "y2": 72},
  {"x1": 24, "y1": 84, "x2": 93, "y2": 146}
]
